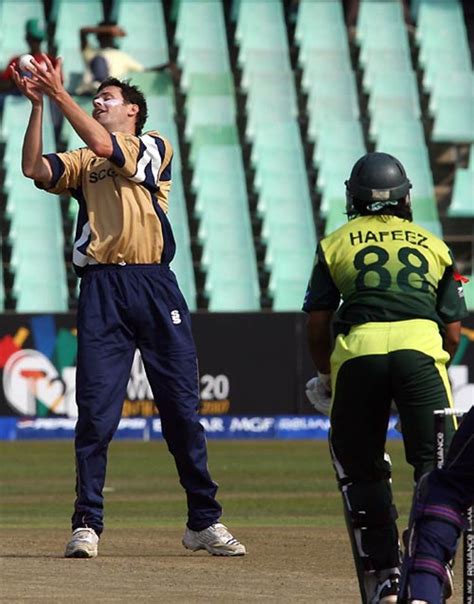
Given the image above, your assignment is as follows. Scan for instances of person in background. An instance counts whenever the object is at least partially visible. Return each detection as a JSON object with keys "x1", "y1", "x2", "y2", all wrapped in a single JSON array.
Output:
[
  {"x1": 75, "y1": 20, "x2": 172, "y2": 95},
  {"x1": 303, "y1": 152, "x2": 468, "y2": 603},
  {"x1": 0, "y1": 19, "x2": 58, "y2": 95}
]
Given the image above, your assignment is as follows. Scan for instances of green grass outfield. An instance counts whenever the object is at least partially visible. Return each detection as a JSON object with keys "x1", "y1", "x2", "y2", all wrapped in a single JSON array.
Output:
[{"x1": 0, "y1": 440, "x2": 415, "y2": 530}]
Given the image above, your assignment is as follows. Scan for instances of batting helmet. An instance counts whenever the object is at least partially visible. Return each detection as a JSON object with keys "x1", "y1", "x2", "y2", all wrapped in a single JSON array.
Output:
[{"x1": 345, "y1": 152, "x2": 412, "y2": 216}]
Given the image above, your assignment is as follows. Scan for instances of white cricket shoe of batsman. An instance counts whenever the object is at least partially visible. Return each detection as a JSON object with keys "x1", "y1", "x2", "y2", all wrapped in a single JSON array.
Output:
[
  {"x1": 64, "y1": 527, "x2": 99, "y2": 558},
  {"x1": 183, "y1": 522, "x2": 246, "y2": 556},
  {"x1": 305, "y1": 373, "x2": 332, "y2": 416}
]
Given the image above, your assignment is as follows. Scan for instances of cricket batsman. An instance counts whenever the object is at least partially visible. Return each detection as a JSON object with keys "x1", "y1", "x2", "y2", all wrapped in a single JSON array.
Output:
[{"x1": 303, "y1": 152, "x2": 468, "y2": 603}]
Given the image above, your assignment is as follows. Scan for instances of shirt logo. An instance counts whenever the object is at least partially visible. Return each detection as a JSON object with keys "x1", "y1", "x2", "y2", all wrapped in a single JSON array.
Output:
[
  {"x1": 171, "y1": 310, "x2": 181, "y2": 325},
  {"x1": 89, "y1": 167, "x2": 117, "y2": 183}
]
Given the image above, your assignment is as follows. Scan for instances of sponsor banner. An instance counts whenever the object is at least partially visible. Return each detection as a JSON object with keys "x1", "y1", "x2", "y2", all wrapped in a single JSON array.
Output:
[
  {"x1": 151, "y1": 416, "x2": 277, "y2": 439},
  {"x1": 1, "y1": 415, "x2": 405, "y2": 441},
  {"x1": 274, "y1": 416, "x2": 403, "y2": 440},
  {"x1": 0, "y1": 313, "x2": 473, "y2": 420},
  {"x1": 15, "y1": 417, "x2": 150, "y2": 440}
]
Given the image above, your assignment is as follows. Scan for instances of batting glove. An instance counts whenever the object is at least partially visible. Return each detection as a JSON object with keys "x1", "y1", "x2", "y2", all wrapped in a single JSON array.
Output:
[{"x1": 305, "y1": 373, "x2": 332, "y2": 416}]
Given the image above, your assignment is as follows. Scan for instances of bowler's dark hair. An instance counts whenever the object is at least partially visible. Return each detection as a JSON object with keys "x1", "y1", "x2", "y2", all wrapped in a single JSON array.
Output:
[{"x1": 97, "y1": 77, "x2": 148, "y2": 135}]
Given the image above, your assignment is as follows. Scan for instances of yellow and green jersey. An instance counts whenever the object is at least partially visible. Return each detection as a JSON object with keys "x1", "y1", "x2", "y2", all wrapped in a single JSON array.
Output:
[{"x1": 303, "y1": 215, "x2": 468, "y2": 330}]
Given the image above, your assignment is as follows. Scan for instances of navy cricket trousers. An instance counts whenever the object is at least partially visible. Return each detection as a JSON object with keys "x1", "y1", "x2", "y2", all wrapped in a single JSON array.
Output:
[
  {"x1": 403, "y1": 406, "x2": 474, "y2": 602},
  {"x1": 429, "y1": 404, "x2": 474, "y2": 510},
  {"x1": 72, "y1": 264, "x2": 222, "y2": 535}
]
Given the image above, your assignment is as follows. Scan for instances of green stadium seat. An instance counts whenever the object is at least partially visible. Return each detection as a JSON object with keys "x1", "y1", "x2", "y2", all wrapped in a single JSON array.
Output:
[
  {"x1": 247, "y1": 90, "x2": 297, "y2": 128},
  {"x1": 235, "y1": 0, "x2": 319, "y2": 311},
  {"x1": 368, "y1": 97, "x2": 421, "y2": 123},
  {"x1": 192, "y1": 145, "x2": 260, "y2": 311},
  {"x1": 296, "y1": 0, "x2": 346, "y2": 44},
  {"x1": 179, "y1": 49, "x2": 230, "y2": 90},
  {"x1": 360, "y1": 50, "x2": 412, "y2": 89},
  {"x1": 0, "y1": 1, "x2": 44, "y2": 60},
  {"x1": 370, "y1": 118, "x2": 426, "y2": 148},
  {"x1": 448, "y1": 169, "x2": 474, "y2": 217},
  {"x1": 238, "y1": 48, "x2": 290, "y2": 71},
  {"x1": 189, "y1": 125, "x2": 239, "y2": 166},
  {"x1": 236, "y1": 1, "x2": 288, "y2": 51},
  {"x1": 184, "y1": 96, "x2": 236, "y2": 140},
  {"x1": 167, "y1": 174, "x2": 196, "y2": 310},
  {"x1": 9, "y1": 195, "x2": 68, "y2": 313},
  {"x1": 431, "y1": 97, "x2": 474, "y2": 144},
  {"x1": 202, "y1": 236, "x2": 260, "y2": 311},
  {"x1": 206, "y1": 276, "x2": 260, "y2": 312},
  {"x1": 0, "y1": 237, "x2": 5, "y2": 310},
  {"x1": 192, "y1": 145, "x2": 243, "y2": 191},
  {"x1": 299, "y1": 49, "x2": 351, "y2": 75},
  {"x1": 256, "y1": 179, "x2": 310, "y2": 218},
  {"x1": 187, "y1": 73, "x2": 234, "y2": 97},
  {"x1": 357, "y1": 0, "x2": 405, "y2": 43},
  {"x1": 360, "y1": 41, "x2": 409, "y2": 69},
  {"x1": 296, "y1": 0, "x2": 348, "y2": 58},
  {"x1": 462, "y1": 276, "x2": 474, "y2": 311},
  {"x1": 176, "y1": 1, "x2": 228, "y2": 60},
  {"x1": 13, "y1": 259, "x2": 68, "y2": 312},
  {"x1": 318, "y1": 168, "x2": 353, "y2": 217},
  {"x1": 265, "y1": 224, "x2": 316, "y2": 261},
  {"x1": 416, "y1": 0, "x2": 466, "y2": 48},
  {"x1": 114, "y1": 0, "x2": 169, "y2": 67},
  {"x1": 313, "y1": 121, "x2": 365, "y2": 167},
  {"x1": 124, "y1": 71, "x2": 174, "y2": 97},
  {"x1": 422, "y1": 51, "x2": 471, "y2": 93},
  {"x1": 324, "y1": 198, "x2": 347, "y2": 235},
  {"x1": 429, "y1": 72, "x2": 474, "y2": 116},
  {"x1": 416, "y1": 0, "x2": 471, "y2": 117},
  {"x1": 246, "y1": 95, "x2": 298, "y2": 139},
  {"x1": 298, "y1": 25, "x2": 348, "y2": 56},
  {"x1": 358, "y1": 22, "x2": 409, "y2": 55},
  {"x1": 60, "y1": 95, "x2": 92, "y2": 148},
  {"x1": 272, "y1": 280, "x2": 308, "y2": 312},
  {"x1": 2, "y1": 96, "x2": 55, "y2": 159},
  {"x1": 242, "y1": 69, "x2": 295, "y2": 94},
  {"x1": 307, "y1": 97, "x2": 361, "y2": 141},
  {"x1": 252, "y1": 146, "x2": 306, "y2": 182},
  {"x1": 305, "y1": 69, "x2": 358, "y2": 102},
  {"x1": 267, "y1": 250, "x2": 314, "y2": 311},
  {"x1": 54, "y1": 0, "x2": 104, "y2": 83},
  {"x1": 368, "y1": 77, "x2": 421, "y2": 119},
  {"x1": 250, "y1": 121, "x2": 302, "y2": 156},
  {"x1": 367, "y1": 70, "x2": 419, "y2": 99}
]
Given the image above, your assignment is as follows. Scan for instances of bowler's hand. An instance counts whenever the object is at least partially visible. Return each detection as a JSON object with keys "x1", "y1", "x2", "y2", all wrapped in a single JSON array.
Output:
[
  {"x1": 28, "y1": 54, "x2": 64, "y2": 99},
  {"x1": 10, "y1": 63, "x2": 43, "y2": 105},
  {"x1": 305, "y1": 373, "x2": 332, "y2": 416}
]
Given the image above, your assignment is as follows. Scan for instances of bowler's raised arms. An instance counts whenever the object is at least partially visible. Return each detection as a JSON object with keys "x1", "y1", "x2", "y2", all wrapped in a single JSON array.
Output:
[{"x1": 11, "y1": 63, "x2": 53, "y2": 184}]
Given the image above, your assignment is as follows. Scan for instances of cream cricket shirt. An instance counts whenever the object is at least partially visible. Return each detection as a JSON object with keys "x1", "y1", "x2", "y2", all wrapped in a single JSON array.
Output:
[{"x1": 40, "y1": 130, "x2": 174, "y2": 275}]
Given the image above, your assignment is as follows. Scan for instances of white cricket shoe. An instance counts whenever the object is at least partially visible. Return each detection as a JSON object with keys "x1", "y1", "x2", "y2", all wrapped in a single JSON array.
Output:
[
  {"x1": 182, "y1": 522, "x2": 246, "y2": 556},
  {"x1": 64, "y1": 527, "x2": 99, "y2": 558}
]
